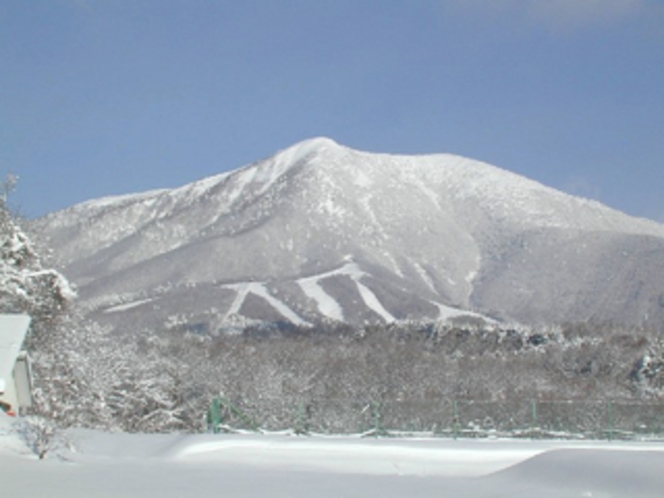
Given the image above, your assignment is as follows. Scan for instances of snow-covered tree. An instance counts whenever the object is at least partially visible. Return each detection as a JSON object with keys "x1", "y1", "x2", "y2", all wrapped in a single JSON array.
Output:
[
  {"x1": 0, "y1": 188, "x2": 88, "y2": 425},
  {"x1": 0, "y1": 195, "x2": 75, "y2": 327}
]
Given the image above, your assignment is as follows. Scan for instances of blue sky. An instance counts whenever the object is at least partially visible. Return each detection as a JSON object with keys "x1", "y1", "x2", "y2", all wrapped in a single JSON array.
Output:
[{"x1": 1, "y1": 0, "x2": 663, "y2": 221}]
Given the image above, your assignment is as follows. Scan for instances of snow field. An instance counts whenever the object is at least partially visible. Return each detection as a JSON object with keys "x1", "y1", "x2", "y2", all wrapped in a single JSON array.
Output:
[{"x1": 2, "y1": 417, "x2": 664, "y2": 498}]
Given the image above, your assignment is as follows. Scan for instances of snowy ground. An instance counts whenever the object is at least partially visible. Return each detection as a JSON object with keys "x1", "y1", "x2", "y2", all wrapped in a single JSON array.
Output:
[{"x1": 2, "y1": 414, "x2": 664, "y2": 497}]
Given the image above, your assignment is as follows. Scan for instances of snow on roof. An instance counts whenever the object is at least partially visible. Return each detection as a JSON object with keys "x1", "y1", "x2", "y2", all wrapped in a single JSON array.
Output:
[{"x1": 0, "y1": 314, "x2": 31, "y2": 393}]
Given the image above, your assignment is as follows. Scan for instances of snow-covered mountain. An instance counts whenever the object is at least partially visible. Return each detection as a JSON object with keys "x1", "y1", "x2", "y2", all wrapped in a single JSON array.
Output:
[{"x1": 33, "y1": 137, "x2": 664, "y2": 333}]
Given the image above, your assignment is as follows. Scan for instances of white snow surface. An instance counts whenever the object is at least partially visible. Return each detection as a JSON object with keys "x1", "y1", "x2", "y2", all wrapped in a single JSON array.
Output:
[
  {"x1": 222, "y1": 281, "x2": 309, "y2": 326},
  {"x1": 297, "y1": 262, "x2": 395, "y2": 322},
  {"x1": 297, "y1": 275, "x2": 345, "y2": 321},
  {"x1": 431, "y1": 301, "x2": 491, "y2": 322},
  {"x1": 1, "y1": 417, "x2": 663, "y2": 498},
  {"x1": 103, "y1": 297, "x2": 154, "y2": 313}
]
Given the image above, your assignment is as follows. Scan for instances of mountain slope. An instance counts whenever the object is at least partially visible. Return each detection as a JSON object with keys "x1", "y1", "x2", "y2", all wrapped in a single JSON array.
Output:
[{"x1": 33, "y1": 137, "x2": 664, "y2": 332}]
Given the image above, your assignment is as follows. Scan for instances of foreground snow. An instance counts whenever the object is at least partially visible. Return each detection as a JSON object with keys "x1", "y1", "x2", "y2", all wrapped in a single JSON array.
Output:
[{"x1": 1, "y1": 416, "x2": 663, "y2": 497}]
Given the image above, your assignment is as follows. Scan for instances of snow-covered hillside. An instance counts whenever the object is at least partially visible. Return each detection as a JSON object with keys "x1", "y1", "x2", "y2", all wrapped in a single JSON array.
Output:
[{"x1": 33, "y1": 137, "x2": 664, "y2": 332}]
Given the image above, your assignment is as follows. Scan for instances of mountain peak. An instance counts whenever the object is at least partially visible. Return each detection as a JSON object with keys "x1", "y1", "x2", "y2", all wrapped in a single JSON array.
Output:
[
  {"x1": 292, "y1": 136, "x2": 340, "y2": 151},
  {"x1": 273, "y1": 137, "x2": 343, "y2": 165}
]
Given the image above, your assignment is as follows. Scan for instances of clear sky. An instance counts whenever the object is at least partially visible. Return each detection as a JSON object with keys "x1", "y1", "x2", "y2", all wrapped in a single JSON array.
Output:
[{"x1": 1, "y1": 0, "x2": 663, "y2": 221}]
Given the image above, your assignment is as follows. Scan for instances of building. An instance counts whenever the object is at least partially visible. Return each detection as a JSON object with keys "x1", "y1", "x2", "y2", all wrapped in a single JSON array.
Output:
[{"x1": 0, "y1": 314, "x2": 33, "y2": 416}]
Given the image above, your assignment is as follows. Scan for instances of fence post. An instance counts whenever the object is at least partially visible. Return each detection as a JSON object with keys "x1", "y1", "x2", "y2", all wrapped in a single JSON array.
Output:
[
  {"x1": 531, "y1": 399, "x2": 538, "y2": 436},
  {"x1": 372, "y1": 401, "x2": 385, "y2": 437},
  {"x1": 453, "y1": 400, "x2": 459, "y2": 440},
  {"x1": 207, "y1": 397, "x2": 221, "y2": 434},
  {"x1": 607, "y1": 400, "x2": 614, "y2": 441},
  {"x1": 294, "y1": 401, "x2": 310, "y2": 435}
]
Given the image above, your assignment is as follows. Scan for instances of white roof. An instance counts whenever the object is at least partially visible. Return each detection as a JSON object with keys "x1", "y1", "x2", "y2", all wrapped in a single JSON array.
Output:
[{"x1": 0, "y1": 315, "x2": 31, "y2": 393}]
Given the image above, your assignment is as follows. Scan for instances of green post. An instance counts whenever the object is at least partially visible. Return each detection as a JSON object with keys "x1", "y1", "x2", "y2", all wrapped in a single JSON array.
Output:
[
  {"x1": 531, "y1": 399, "x2": 538, "y2": 437},
  {"x1": 208, "y1": 397, "x2": 221, "y2": 434},
  {"x1": 607, "y1": 400, "x2": 614, "y2": 441},
  {"x1": 372, "y1": 401, "x2": 384, "y2": 437},
  {"x1": 453, "y1": 400, "x2": 459, "y2": 440},
  {"x1": 295, "y1": 401, "x2": 309, "y2": 435}
]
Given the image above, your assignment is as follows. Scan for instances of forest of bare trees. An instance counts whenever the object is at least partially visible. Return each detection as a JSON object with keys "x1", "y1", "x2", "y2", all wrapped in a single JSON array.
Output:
[{"x1": 31, "y1": 318, "x2": 664, "y2": 435}]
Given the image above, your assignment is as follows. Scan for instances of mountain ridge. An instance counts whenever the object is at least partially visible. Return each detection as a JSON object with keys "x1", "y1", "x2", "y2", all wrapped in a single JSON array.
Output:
[{"x1": 33, "y1": 138, "x2": 664, "y2": 332}]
